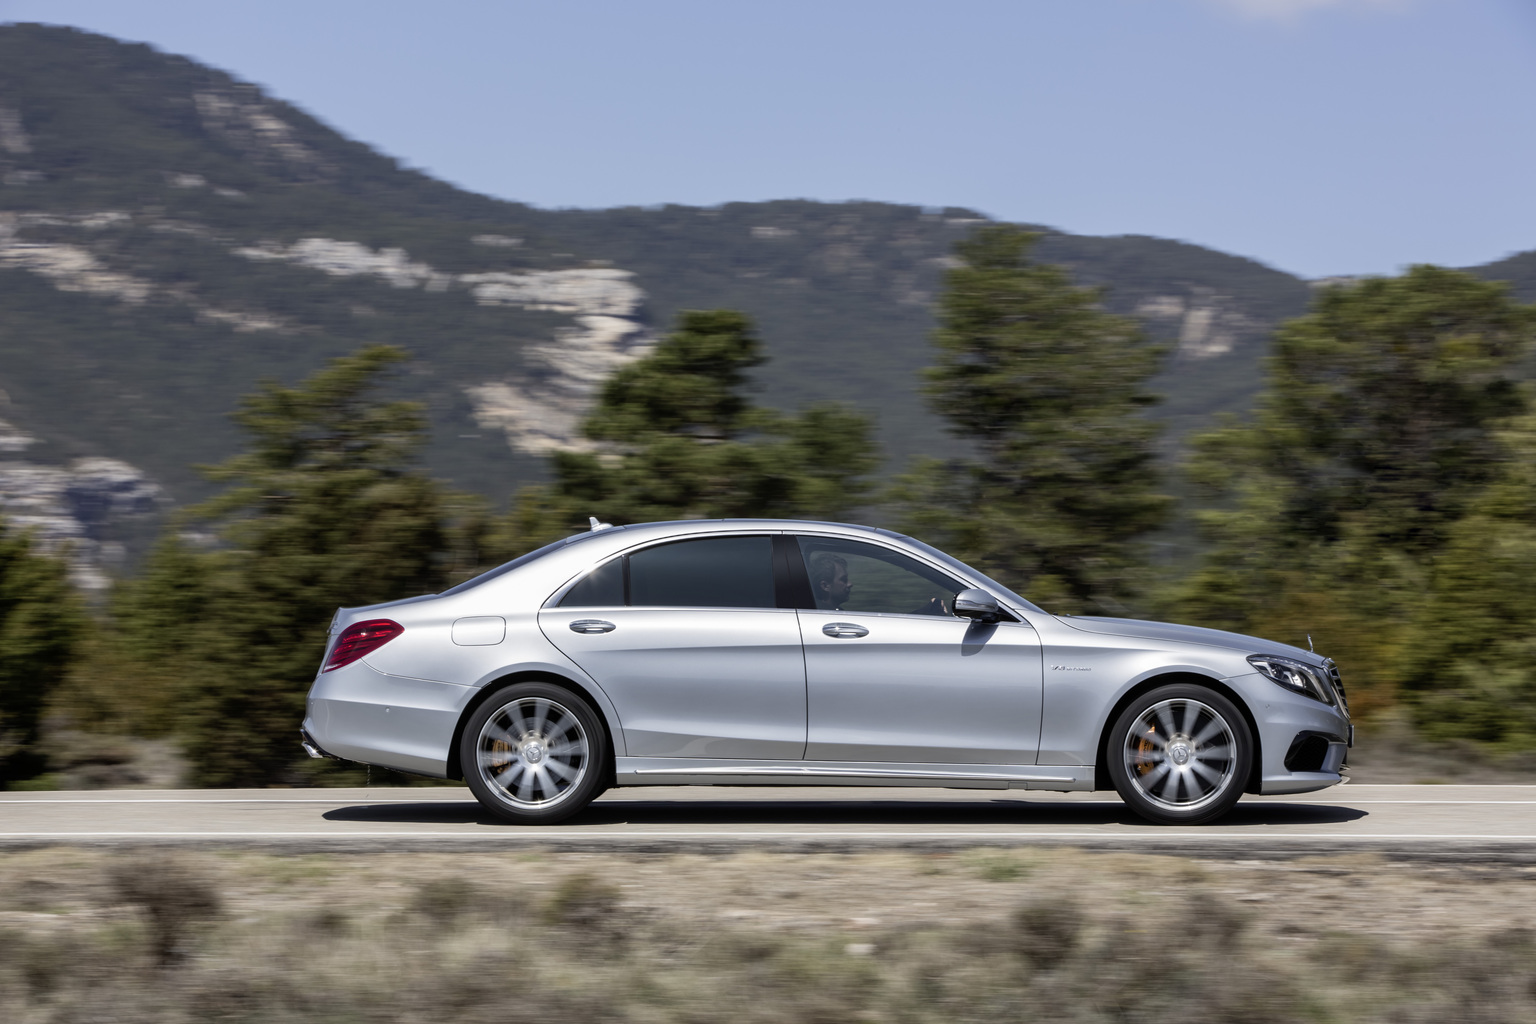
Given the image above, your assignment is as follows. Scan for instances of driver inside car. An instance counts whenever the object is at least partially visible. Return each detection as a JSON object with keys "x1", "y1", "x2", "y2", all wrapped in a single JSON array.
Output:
[{"x1": 808, "y1": 551, "x2": 950, "y2": 616}]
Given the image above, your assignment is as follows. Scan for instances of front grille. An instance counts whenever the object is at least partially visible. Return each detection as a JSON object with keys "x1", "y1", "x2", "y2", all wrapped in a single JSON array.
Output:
[{"x1": 1325, "y1": 659, "x2": 1349, "y2": 718}]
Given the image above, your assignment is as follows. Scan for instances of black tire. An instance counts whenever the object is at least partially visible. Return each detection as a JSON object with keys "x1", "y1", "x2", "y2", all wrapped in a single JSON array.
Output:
[
  {"x1": 1106, "y1": 683, "x2": 1252, "y2": 825},
  {"x1": 461, "y1": 681, "x2": 609, "y2": 825}
]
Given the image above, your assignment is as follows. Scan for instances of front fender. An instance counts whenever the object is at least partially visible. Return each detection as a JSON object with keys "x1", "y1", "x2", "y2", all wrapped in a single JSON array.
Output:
[{"x1": 1036, "y1": 622, "x2": 1251, "y2": 765}]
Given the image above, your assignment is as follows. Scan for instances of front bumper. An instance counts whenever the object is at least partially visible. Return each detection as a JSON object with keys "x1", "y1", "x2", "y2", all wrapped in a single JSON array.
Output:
[{"x1": 1232, "y1": 671, "x2": 1352, "y2": 796}]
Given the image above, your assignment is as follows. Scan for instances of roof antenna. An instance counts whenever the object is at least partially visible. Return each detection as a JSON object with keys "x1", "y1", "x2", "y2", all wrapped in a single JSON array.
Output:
[{"x1": 589, "y1": 516, "x2": 613, "y2": 532}]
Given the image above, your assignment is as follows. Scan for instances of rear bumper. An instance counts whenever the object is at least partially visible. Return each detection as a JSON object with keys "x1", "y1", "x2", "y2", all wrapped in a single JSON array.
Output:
[
  {"x1": 303, "y1": 661, "x2": 473, "y2": 778},
  {"x1": 299, "y1": 727, "x2": 333, "y2": 759}
]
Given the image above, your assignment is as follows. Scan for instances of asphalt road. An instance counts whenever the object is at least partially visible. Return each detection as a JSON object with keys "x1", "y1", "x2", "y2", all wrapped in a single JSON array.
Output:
[{"x1": 3, "y1": 783, "x2": 1536, "y2": 854}]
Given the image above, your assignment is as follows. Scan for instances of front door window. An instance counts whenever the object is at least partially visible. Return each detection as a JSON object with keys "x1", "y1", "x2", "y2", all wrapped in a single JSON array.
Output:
[{"x1": 797, "y1": 536, "x2": 961, "y2": 616}]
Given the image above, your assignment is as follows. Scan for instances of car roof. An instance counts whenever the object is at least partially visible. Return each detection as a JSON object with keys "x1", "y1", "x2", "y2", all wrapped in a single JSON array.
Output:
[{"x1": 594, "y1": 517, "x2": 885, "y2": 537}]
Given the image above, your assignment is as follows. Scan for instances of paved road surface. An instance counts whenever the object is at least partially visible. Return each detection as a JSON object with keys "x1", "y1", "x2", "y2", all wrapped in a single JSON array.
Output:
[{"x1": 4, "y1": 784, "x2": 1536, "y2": 854}]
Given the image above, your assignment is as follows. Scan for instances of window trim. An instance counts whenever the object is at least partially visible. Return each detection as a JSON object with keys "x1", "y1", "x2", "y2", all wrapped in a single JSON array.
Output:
[
  {"x1": 772, "y1": 535, "x2": 815, "y2": 610},
  {"x1": 543, "y1": 528, "x2": 1032, "y2": 623}
]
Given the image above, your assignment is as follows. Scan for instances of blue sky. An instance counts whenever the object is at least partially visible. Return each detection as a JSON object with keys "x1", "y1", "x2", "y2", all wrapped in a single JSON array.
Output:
[{"x1": 2, "y1": 0, "x2": 1532, "y2": 278}]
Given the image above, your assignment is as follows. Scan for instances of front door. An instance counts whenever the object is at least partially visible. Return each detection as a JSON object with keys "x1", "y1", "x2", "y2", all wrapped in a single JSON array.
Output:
[
  {"x1": 793, "y1": 535, "x2": 1043, "y2": 764},
  {"x1": 539, "y1": 534, "x2": 807, "y2": 760}
]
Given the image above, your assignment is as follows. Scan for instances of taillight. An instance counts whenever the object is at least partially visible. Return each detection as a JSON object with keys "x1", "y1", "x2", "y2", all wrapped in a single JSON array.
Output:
[{"x1": 324, "y1": 619, "x2": 404, "y2": 672}]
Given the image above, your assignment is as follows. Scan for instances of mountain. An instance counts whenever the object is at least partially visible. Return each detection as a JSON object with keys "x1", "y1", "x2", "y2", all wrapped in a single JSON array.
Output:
[{"x1": 0, "y1": 23, "x2": 1529, "y2": 580}]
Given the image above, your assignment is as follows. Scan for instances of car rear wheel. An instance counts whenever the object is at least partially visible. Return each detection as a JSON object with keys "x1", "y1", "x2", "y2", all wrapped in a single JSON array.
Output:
[
  {"x1": 1107, "y1": 684, "x2": 1252, "y2": 825},
  {"x1": 462, "y1": 681, "x2": 608, "y2": 825}
]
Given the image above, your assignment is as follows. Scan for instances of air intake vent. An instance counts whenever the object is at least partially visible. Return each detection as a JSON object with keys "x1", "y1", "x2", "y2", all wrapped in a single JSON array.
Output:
[{"x1": 1285, "y1": 733, "x2": 1332, "y2": 773}]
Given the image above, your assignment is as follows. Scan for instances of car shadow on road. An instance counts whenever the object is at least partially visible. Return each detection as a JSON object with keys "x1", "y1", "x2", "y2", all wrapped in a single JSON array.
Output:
[{"x1": 322, "y1": 798, "x2": 1367, "y2": 828}]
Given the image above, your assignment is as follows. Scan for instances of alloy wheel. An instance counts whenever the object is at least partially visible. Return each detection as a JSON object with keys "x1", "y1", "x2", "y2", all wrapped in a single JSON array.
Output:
[
  {"x1": 476, "y1": 696, "x2": 591, "y2": 809},
  {"x1": 1120, "y1": 697, "x2": 1238, "y2": 813}
]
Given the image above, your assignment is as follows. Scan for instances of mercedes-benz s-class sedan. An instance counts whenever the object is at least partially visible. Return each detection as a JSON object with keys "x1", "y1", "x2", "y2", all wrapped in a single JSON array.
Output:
[{"x1": 302, "y1": 519, "x2": 1350, "y2": 825}]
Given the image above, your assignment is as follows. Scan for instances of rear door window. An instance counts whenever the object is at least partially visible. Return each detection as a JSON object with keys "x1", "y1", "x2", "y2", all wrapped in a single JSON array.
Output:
[
  {"x1": 558, "y1": 557, "x2": 625, "y2": 607},
  {"x1": 629, "y1": 536, "x2": 776, "y2": 609}
]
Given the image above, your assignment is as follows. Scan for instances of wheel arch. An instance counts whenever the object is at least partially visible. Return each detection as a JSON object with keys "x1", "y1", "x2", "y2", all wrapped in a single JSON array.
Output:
[
  {"x1": 447, "y1": 671, "x2": 617, "y2": 786},
  {"x1": 1092, "y1": 672, "x2": 1263, "y2": 794}
]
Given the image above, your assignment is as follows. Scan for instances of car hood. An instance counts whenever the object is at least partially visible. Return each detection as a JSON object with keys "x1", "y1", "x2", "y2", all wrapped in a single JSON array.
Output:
[{"x1": 1059, "y1": 616, "x2": 1321, "y2": 663}]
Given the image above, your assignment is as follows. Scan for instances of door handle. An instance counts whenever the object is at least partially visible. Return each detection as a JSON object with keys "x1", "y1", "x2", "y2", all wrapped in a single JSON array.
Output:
[
  {"x1": 569, "y1": 619, "x2": 616, "y2": 634},
  {"x1": 822, "y1": 622, "x2": 869, "y2": 639}
]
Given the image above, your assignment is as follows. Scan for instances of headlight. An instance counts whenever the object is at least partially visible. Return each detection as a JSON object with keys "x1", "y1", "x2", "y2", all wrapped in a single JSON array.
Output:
[{"x1": 1248, "y1": 654, "x2": 1335, "y2": 705}]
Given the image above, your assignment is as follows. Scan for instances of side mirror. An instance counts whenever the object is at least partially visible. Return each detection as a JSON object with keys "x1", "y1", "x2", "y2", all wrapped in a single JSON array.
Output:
[{"x1": 953, "y1": 588, "x2": 1002, "y2": 623}]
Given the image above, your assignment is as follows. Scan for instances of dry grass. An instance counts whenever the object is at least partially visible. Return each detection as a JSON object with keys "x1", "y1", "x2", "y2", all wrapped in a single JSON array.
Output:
[{"x1": 1, "y1": 846, "x2": 1534, "y2": 1022}]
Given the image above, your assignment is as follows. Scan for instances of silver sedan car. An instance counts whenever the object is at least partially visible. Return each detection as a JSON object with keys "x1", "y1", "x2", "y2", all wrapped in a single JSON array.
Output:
[{"x1": 302, "y1": 519, "x2": 1351, "y2": 825}]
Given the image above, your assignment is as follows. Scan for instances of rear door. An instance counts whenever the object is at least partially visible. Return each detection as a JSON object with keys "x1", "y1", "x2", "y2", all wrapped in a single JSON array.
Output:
[{"x1": 539, "y1": 534, "x2": 807, "y2": 759}]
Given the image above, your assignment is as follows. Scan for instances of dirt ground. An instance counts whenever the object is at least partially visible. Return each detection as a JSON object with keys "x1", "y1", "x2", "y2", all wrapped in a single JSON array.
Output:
[
  {"x1": 5, "y1": 845, "x2": 1536, "y2": 1023},
  {"x1": 4, "y1": 845, "x2": 1533, "y2": 945}
]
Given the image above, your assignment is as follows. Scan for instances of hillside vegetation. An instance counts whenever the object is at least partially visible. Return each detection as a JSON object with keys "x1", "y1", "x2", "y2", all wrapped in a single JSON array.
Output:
[{"x1": 0, "y1": 23, "x2": 1322, "y2": 517}]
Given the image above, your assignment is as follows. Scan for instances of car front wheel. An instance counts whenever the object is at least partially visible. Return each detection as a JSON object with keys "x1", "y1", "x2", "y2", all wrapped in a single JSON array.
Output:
[
  {"x1": 1107, "y1": 684, "x2": 1252, "y2": 825},
  {"x1": 461, "y1": 681, "x2": 608, "y2": 825}
]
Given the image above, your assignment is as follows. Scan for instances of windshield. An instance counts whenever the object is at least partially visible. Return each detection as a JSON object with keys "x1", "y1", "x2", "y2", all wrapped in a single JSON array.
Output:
[
  {"x1": 878, "y1": 530, "x2": 1049, "y2": 615},
  {"x1": 438, "y1": 529, "x2": 621, "y2": 597}
]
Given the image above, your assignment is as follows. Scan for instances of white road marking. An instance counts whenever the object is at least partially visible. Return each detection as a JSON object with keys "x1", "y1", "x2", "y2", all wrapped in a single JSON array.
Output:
[
  {"x1": 3, "y1": 831, "x2": 1536, "y2": 841},
  {"x1": 0, "y1": 798, "x2": 455, "y2": 804},
  {"x1": 4, "y1": 797, "x2": 1536, "y2": 805}
]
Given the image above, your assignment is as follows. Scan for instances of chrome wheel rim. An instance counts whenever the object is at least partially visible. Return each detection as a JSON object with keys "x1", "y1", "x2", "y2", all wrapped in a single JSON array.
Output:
[
  {"x1": 1123, "y1": 698, "x2": 1237, "y2": 812},
  {"x1": 477, "y1": 697, "x2": 590, "y2": 809}
]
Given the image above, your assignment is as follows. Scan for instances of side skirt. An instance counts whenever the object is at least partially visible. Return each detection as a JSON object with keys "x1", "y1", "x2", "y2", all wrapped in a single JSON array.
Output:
[{"x1": 615, "y1": 757, "x2": 1095, "y2": 792}]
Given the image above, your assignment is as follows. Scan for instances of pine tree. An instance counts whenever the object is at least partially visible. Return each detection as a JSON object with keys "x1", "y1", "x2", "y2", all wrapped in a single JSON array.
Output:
[
  {"x1": 117, "y1": 346, "x2": 471, "y2": 786},
  {"x1": 1404, "y1": 408, "x2": 1536, "y2": 748},
  {"x1": 0, "y1": 519, "x2": 84, "y2": 784},
  {"x1": 507, "y1": 310, "x2": 880, "y2": 543},
  {"x1": 1172, "y1": 267, "x2": 1536, "y2": 717},
  {"x1": 893, "y1": 226, "x2": 1170, "y2": 615}
]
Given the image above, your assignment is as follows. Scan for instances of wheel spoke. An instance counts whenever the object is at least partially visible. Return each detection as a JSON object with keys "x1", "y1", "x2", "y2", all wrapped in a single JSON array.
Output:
[
  {"x1": 529, "y1": 699, "x2": 550, "y2": 740},
  {"x1": 1193, "y1": 718, "x2": 1228, "y2": 747},
  {"x1": 1161, "y1": 770, "x2": 1184, "y2": 802},
  {"x1": 484, "y1": 723, "x2": 518, "y2": 748},
  {"x1": 1156, "y1": 704, "x2": 1179, "y2": 739},
  {"x1": 1179, "y1": 702, "x2": 1197, "y2": 736},
  {"x1": 493, "y1": 761, "x2": 523, "y2": 790},
  {"x1": 1140, "y1": 761, "x2": 1171, "y2": 790},
  {"x1": 547, "y1": 738, "x2": 588, "y2": 761},
  {"x1": 480, "y1": 747, "x2": 515, "y2": 769},
  {"x1": 1197, "y1": 741, "x2": 1231, "y2": 762},
  {"x1": 1189, "y1": 758, "x2": 1224, "y2": 790},
  {"x1": 548, "y1": 714, "x2": 580, "y2": 743},
  {"x1": 544, "y1": 758, "x2": 577, "y2": 784}
]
